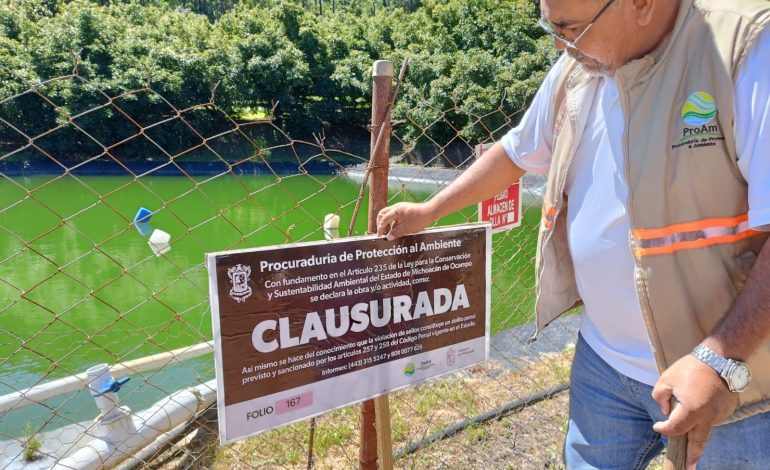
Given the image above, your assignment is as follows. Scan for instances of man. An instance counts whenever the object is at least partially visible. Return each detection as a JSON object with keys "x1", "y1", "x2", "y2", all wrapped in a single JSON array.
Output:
[{"x1": 376, "y1": 0, "x2": 770, "y2": 468}]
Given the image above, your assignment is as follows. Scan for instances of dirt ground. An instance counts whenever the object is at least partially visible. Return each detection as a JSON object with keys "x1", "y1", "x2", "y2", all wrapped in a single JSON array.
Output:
[
  {"x1": 153, "y1": 347, "x2": 666, "y2": 470},
  {"x1": 399, "y1": 389, "x2": 571, "y2": 469}
]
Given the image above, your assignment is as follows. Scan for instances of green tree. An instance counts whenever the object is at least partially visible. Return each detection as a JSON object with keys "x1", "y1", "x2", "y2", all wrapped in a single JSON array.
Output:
[{"x1": 0, "y1": 0, "x2": 555, "y2": 165}]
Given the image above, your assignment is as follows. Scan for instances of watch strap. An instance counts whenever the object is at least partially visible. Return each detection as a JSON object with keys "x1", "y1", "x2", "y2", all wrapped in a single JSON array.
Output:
[
  {"x1": 691, "y1": 343, "x2": 752, "y2": 392},
  {"x1": 691, "y1": 344, "x2": 730, "y2": 375}
]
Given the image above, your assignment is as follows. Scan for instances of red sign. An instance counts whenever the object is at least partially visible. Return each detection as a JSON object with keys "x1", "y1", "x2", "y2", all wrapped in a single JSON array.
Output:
[{"x1": 475, "y1": 144, "x2": 521, "y2": 233}]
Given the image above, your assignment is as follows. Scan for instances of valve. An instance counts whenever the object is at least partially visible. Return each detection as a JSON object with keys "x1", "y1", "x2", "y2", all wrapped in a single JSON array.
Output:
[{"x1": 95, "y1": 377, "x2": 130, "y2": 397}]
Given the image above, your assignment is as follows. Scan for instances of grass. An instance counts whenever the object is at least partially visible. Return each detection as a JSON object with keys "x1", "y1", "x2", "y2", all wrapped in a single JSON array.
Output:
[
  {"x1": 23, "y1": 423, "x2": 42, "y2": 462},
  {"x1": 235, "y1": 107, "x2": 271, "y2": 120},
  {"x1": 209, "y1": 348, "x2": 575, "y2": 469}
]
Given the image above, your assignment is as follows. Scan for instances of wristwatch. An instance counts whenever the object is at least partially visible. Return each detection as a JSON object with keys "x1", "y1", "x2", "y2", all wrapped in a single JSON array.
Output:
[{"x1": 691, "y1": 344, "x2": 752, "y2": 392}]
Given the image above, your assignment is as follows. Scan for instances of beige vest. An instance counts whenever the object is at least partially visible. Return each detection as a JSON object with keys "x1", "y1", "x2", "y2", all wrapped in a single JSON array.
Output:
[{"x1": 536, "y1": 0, "x2": 770, "y2": 421}]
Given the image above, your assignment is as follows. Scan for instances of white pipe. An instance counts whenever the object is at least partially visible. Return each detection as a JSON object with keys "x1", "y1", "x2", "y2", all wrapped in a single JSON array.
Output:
[
  {"x1": 0, "y1": 342, "x2": 214, "y2": 414},
  {"x1": 85, "y1": 364, "x2": 121, "y2": 420},
  {"x1": 112, "y1": 421, "x2": 188, "y2": 470},
  {"x1": 53, "y1": 379, "x2": 216, "y2": 470}
]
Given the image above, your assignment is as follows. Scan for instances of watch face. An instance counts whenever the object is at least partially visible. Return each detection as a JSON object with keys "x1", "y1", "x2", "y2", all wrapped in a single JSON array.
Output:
[{"x1": 731, "y1": 363, "x2": 752, "y2": 392}]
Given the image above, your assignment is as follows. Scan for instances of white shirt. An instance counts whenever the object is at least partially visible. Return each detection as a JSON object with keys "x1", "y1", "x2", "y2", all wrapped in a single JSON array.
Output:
[{"x1": 501, "y1": 29, "x2": 770, "y2": 386}]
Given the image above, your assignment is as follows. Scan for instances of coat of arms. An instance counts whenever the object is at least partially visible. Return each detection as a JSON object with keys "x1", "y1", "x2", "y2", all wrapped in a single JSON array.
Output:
[{"x1": 227, "y1": 264, "x2": 252, "y2": 303}]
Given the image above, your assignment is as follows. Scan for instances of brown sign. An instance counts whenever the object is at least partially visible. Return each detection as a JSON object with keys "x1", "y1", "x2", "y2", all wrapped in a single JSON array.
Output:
[{"x1": 208, "y1": 225, "x2": 489, "y2": 412}]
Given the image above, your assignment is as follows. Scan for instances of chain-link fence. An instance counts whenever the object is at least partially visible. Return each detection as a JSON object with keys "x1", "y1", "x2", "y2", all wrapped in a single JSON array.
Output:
[{"x1": 0, "y1": 60, "x2": 578, "y2": 470}]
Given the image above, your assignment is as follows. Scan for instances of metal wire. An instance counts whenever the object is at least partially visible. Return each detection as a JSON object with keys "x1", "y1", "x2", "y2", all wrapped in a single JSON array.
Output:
[{"x1": 0, "y1": 64, "x2": 576, "y2": 470}]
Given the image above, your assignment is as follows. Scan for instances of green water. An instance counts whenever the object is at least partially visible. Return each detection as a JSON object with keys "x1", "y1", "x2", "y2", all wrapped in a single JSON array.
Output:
[{"x1": 0, "y1": 174, "x2": 539, "y2": 436}]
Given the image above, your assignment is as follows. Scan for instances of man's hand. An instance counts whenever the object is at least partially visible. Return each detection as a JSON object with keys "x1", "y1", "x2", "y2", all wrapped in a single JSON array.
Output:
[
  {"x1": 651, "y1": 355, "x2": 738, "y2": 469},
  {"x1": 375, "y1": 202, "x2": 435, "y2": 240}
]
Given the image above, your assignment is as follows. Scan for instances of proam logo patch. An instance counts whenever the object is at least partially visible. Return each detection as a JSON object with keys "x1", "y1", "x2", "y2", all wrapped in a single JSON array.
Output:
[
  {"x1": 671, "y1": 91, "x2": 724, "y2": 150},
  {"x1": 681, "y1": 92, "x2": 717, "y2": 125}
]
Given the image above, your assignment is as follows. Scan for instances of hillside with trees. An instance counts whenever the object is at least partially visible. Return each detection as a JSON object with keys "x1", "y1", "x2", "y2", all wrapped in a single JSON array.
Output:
[{"x1": 0, "y1": 0, "x2": 557, "y2": 164}]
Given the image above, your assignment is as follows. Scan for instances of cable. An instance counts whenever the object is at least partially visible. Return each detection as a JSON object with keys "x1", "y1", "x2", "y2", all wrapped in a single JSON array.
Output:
[{"x1": 392, "y1": 382, "x2": 570, "y2": 460}]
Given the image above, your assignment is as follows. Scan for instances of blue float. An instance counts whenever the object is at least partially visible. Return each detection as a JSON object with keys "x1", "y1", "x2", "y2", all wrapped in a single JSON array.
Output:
[{"x1": 134, "y1": 207, "x2": 154, "y2": 236}]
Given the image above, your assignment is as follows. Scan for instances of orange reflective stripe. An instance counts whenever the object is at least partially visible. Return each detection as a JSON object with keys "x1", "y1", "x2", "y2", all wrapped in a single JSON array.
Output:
[
  {"x1": 542, "y1": 206, "x2": 557, "y2": 230},
  {"x1": 633, "y1": 213, "x2": 760, "y2": 257},
  {"x1": 635, "y1": 230, "x2": 761, "y2": 257},
  {"x1": 633, "y1": 214, "x2": 749, "y2": 240}
]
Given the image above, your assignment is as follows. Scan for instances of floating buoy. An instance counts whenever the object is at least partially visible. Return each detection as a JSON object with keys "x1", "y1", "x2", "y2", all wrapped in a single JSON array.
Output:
[
  {"x1": 148, "y1": 229, "x2": 171, "y2": 256},
  {"x1": 134, "y1": 207, "x2": 154, "y2": 237},
  {"x1": 323, "y1": 213, "x2": 340, "y2": 240}
]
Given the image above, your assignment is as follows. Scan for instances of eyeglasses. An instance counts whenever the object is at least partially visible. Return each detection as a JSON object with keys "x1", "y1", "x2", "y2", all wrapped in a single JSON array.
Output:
[{"x1": 538, "y1": 0, "x2": 617, "y2": 50}]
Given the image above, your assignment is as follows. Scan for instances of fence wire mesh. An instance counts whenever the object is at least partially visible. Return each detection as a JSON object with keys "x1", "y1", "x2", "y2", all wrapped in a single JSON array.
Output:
[{"x1": 0, "y1": 63, "x2": 578, "y2": 470}]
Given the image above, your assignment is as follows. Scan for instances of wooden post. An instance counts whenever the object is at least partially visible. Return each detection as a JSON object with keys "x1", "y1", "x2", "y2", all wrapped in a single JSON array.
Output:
[
  {"x1": 664, "y1": 425, "x2": 687, "y2": 469},
  {"x1": 367, "y1": 59, "x2": 393, "y2": 231},
  {"x1": 359, "y1": 59, "x2": 394, "y2": 470},
  {"x1": 375, "y1": 395, "x2": 394, "y2": 470},
  {"x1": 360, "y1": 400, "x2": 377, "y2": 470}
]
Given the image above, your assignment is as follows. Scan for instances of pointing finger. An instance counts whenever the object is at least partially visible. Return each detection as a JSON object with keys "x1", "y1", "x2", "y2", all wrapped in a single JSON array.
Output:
[{"x1": 376, "y1": 209, "x2": 395, "y2": 236}]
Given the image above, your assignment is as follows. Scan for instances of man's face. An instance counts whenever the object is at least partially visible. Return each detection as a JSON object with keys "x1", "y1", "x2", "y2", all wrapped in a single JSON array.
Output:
[{"x1": 540, "y1": 0, "x2": 633, "y2": 75}]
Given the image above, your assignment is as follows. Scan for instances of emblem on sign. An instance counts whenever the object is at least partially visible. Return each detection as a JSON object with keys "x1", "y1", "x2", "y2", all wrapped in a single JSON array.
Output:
[
  {"x1": 228, "y1": 264, "x2": 252, "y2": 303},
  {"x1": 446, "y1": 348, "x2": 456, "y2": 367}
]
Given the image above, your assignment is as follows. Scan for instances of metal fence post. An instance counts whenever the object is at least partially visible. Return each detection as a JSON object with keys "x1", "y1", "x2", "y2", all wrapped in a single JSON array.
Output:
[{"x1": 359, "y1": 59, "x2": 394, "y2": 470}]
